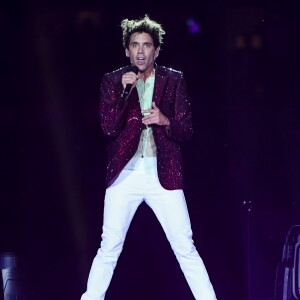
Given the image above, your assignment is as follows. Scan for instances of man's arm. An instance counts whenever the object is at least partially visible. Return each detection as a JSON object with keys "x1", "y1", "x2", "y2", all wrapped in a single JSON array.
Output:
[
  {"x1": 99, "y1": 74, "x2": 129, "y2": 137},
  {"x1": 142, "y1": 75, "x2": 193, "y2": 142}
]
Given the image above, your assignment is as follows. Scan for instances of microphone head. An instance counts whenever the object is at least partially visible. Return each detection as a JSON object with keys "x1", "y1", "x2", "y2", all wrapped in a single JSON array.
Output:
[{"x1": 131, "y1": 65, "x2": 139, "y2": 74}]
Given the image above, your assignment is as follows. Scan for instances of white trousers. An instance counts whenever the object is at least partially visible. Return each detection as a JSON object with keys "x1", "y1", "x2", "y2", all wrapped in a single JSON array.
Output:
[{"x1": 81, "y1": 158, "x2": 217, "y2": 300}]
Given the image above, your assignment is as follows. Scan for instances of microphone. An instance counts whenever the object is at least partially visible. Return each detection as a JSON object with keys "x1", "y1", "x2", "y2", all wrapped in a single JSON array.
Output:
[{"x1": 123, "y1": 65, "x2": 139, "y2": 100}]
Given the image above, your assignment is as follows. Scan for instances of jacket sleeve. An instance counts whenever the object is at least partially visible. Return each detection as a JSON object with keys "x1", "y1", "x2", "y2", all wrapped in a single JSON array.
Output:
[
  {"x1": 99, "y1": 73, "x2": 128, "y2": 137},
  {"x1": 166, "y1": 74, "x2": 193, "y2": 142}
]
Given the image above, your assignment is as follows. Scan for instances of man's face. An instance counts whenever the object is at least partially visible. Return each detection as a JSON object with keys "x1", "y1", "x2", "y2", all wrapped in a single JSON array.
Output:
[{"x1": 125, "y1": 32, "x2": 160, "y2": 74}]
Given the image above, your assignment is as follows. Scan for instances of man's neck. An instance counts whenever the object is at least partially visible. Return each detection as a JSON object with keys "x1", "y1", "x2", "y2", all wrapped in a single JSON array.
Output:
[{"x1": 139, "y1": 67, "x2": 155, "y2": 81}]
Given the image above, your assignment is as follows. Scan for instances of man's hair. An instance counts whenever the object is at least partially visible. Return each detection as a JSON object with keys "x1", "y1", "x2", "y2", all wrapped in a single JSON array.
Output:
[{"x1": 120, "y1": 14, "x2": 166, "y2": 49}]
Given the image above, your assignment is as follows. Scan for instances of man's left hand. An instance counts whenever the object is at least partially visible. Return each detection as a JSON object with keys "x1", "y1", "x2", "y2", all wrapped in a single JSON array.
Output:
[{"x1": 142, "y1": 102, "x2": 170, "y2": 126}]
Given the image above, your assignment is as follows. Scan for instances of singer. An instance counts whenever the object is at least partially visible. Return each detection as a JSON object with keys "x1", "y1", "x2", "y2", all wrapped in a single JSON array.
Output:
[{"x1": 80, "y1": 14, "x2": 218, "y2": 300}]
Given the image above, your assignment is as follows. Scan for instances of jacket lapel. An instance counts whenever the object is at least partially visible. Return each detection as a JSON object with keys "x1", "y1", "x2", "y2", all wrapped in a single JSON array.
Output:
[{"x1": 152, "y1": 66, "x2": 164, "y2": 106}]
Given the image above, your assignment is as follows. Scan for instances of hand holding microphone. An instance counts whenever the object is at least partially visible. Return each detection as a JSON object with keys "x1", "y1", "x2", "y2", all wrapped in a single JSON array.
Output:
[{"x1": 122, "y1": 65, "x2": 139, "y2": 101}]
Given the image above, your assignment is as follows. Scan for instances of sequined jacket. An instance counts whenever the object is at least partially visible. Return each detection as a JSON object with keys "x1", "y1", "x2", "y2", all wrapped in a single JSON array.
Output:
[{"x1": 100, "y1": 65, "x2": 193, "y2": 190}]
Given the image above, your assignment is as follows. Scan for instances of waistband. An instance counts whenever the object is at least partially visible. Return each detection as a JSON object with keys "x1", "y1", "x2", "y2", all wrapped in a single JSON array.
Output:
[{"x1": 123, "y1": 156, "x2": 157, "y2": 174}]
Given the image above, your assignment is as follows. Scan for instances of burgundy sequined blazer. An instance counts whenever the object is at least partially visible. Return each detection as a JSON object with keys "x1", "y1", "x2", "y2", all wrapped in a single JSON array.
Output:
[{"x1": 99, "y1": 65, "x2": 193, "y2": 190}]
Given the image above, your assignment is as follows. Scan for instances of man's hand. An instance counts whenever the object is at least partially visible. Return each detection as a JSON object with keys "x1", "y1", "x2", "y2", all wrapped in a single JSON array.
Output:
[
  {"x1": 122, "y1": 71, "x2": 138, "y2": 90},
  {"x1": 142, "y1": 102, "x2": 170, "y2": 126}
]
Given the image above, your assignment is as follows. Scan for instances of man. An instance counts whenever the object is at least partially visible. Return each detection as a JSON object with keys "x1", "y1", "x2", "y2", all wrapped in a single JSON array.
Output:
[{"x1": 81, "y1": 14, "x2": 217, "y2": 300}]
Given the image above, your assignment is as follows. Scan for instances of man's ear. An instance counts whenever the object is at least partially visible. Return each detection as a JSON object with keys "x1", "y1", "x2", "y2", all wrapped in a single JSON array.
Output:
[
  {"x1": 155, "y1": 46, "x2": 160, "y2": 58},
  {"x1": 125, "y1": 49, "x2": 129, "y2": 57}
]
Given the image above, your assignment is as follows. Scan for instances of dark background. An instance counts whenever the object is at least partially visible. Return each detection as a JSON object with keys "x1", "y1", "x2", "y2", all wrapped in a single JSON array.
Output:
[{"x1": 1, "y1": 0, "x2": 300, "y2": 299}]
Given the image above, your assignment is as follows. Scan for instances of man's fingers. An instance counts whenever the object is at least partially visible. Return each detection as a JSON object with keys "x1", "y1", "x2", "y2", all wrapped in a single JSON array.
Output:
[{"x1": 152, "y1": 102, "x2": 159, "y2": 111}]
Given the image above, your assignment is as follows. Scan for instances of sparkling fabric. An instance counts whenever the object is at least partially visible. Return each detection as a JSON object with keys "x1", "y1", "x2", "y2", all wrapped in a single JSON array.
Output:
[{"x1": 99, "y1": 65, "x2": 193, "y2": 190}]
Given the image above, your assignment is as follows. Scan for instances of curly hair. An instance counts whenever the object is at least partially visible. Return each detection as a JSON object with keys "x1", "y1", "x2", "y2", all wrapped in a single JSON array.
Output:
[{"x1": 120, "y1": 14, "x2": 166, "y2": 49}]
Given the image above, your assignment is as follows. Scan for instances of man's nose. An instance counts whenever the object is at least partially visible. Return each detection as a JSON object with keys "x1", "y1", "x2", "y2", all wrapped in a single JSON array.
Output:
[{"x1": 137, "y1": 46, "x2": 144, "y2": 53}]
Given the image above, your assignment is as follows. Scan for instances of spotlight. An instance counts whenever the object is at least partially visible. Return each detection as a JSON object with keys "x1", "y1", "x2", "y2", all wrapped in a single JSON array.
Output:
[{"x1": 186, "y1": 18, "x2": 201, "y2": 34}]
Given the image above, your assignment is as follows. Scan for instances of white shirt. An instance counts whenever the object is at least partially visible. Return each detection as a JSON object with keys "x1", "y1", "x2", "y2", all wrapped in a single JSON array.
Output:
[{"x1": 124, "y1": 71, "x2": 157, "y2": 172}]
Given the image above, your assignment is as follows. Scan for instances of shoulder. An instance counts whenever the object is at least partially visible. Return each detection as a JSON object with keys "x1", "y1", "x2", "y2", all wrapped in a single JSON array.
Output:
[
  {"x1": 156, "y1": 65, "x2": 184, "y2": 79},
  {"x1": 103, "y1": 65, "x2": 131, "y2": 80}
]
